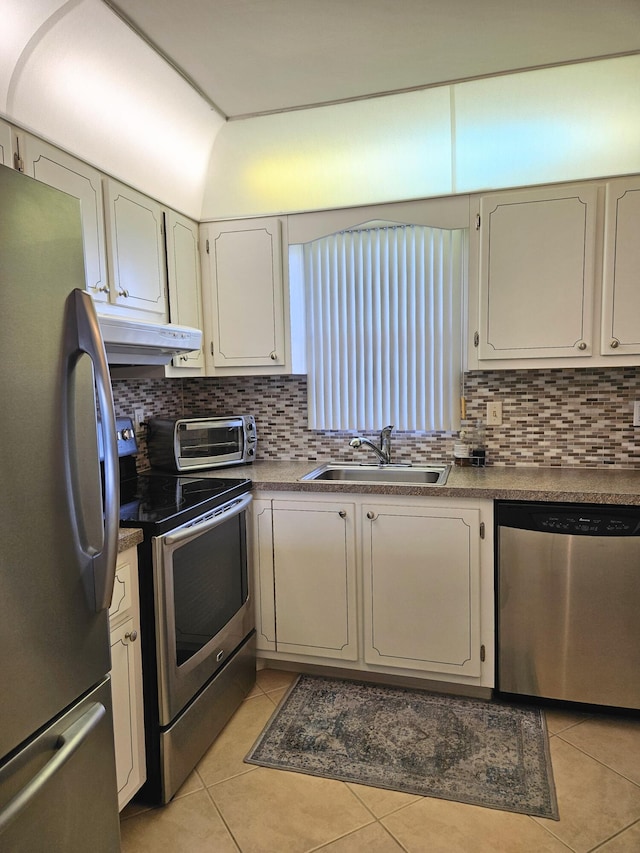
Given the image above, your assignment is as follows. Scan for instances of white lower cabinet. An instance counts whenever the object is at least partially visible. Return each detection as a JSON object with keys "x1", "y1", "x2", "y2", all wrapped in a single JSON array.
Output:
[
  {"x1": 109, "y1": 546, "x2": 145, "y2": 810},
  {"x1": 362, "y1": 503, "x2": 481, "y2": 677},
  {"x1": 252, "y1": 492, "x2": 494, "y2": 688},
  {"x1": 253, "y1": 498, "x2": 357, "y2": 660}
]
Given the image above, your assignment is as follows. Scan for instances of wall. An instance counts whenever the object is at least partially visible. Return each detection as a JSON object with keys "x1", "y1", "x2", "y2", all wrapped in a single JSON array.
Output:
[
  {"x1": 202, "y1": 55, "x2": 640, "y2": 219},
  {"x1": 112, "y1": 366, "x2": 640, "y2": 471}
]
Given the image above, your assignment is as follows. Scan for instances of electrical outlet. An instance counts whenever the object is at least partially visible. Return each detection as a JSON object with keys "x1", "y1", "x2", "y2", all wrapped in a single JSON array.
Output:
[
  {"x1": 486, "y1": 401, "x2": 503, "y2": 426},
  {"x1": 134, "y1": 408, "x2": 145, "y2": 431},
  {"x1": 634, "y1": 401, "x2": 640, "y2": 427}
]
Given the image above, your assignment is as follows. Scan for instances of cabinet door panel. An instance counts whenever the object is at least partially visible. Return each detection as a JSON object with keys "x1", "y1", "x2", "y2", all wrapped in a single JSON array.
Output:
[
  {"x1": 23, "y1": 135, "x2": 108, "y2": 299},
  {"x1": 601, "y1": 178, "x2": 640, "y2": 355},
  {"x1": 478, "y1": 185, "x2": 597, "y2": 360},
  {"x1": 208, "y1": 218, "x2": 285, "y2": 367},
  {"x1": 252, "y1": 499, "x2": 276, "y2": 651},
  {"x1": 165, "y1": 210, "x2": 205, "y2": 369},
  {"x1": 110, "y1": 616, "x2": 145, "y2": 809},
  {"x1": 363, "y1": 504, "x2": 481, "y2": 676},
  {"x1": 0, "y1": 119, "x2": 13, "y2": 167},
  {"x1": 272, "y1": 501, "x2": 357, "y2": 660},
  {"x1": 104, "y1": 179, "x2": 167, "y2": 320}
]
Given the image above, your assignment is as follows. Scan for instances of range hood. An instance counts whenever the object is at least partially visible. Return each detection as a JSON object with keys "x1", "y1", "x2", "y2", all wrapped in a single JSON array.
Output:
[{"x1": 97, "y1": 314, "x2": 202, "y2": 365}]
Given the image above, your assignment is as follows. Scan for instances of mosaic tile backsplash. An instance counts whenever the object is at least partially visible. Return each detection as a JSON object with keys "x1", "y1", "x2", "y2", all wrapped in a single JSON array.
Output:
[{"x1": 111, "y1": 367, "x2": 640, "y2": 471}]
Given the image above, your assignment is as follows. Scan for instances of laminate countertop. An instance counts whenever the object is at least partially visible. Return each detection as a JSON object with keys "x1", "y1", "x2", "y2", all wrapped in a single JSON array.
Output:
[
  {"x1": 118, "y1": 527, "x2": 143, "y2": 553},
  {"x1": 198, "y1": 460, "x2": 640, "y2": 505}
]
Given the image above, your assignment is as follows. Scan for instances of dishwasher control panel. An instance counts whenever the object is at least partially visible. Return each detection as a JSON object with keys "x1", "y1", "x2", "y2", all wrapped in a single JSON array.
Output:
[
  {"x1": 497, "y1": 501, "x2": 640, "y2": 536},
  {"x1": 536, "y1": 513, "x2": 637, "y2": 534}
]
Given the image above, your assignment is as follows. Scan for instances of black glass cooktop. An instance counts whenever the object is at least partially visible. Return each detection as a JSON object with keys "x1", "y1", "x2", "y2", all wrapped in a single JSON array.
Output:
[{"x1": 118, "y1": 472, "x2": 251, "y2": 533}]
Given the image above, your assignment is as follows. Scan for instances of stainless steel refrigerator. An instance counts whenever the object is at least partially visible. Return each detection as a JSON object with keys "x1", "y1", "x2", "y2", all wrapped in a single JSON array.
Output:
[{"x1": 0, "y1": 166, "x2": 122, "y2": 850}]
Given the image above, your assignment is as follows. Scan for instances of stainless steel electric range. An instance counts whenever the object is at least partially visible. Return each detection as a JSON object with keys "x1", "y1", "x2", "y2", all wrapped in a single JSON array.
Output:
[{"x1": 114, "y1": 418, "x2": 255, "y2": 804}]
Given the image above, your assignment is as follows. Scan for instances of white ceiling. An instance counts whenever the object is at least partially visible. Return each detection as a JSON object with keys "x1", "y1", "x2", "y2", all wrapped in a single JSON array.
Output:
[{"x1": 104, "y1": 0, "x2": 640, "y2": 119}]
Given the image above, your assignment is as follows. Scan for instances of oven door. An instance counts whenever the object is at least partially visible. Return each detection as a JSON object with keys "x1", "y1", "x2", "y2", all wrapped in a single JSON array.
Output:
[{"x1": 152, "y1": 492, "x2": 254, "y2": 725}]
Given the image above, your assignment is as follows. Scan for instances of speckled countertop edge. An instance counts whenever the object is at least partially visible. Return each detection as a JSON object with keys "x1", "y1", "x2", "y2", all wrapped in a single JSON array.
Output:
[
  {"x1": 194, "y1": 460, "x2": 640, "y2": 505},
  {"x1": 118, "y1": 527, "x2": 143, "y2": 553}
]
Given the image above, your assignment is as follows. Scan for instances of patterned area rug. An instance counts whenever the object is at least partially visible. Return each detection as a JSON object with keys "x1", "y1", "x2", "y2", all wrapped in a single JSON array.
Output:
[{"x1": 246, "y1": 675, "x2": 559, "y2": 819}]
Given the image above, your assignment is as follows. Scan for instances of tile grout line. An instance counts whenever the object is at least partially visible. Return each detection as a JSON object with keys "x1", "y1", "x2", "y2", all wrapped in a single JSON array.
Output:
[{"x1": 555, "y1": 732, "x2": 640, "y2": 789}]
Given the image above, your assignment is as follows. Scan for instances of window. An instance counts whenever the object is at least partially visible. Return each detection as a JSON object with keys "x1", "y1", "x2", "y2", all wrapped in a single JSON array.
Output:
[{"x1": 296, "y1": 222, "x2": 465, "y2": 432}]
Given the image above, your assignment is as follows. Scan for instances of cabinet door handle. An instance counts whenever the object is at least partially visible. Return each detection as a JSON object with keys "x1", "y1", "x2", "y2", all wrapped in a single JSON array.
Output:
[
  {"x1": 338, "y1": 510, "x2": 347, "y2": 518},
  {"x1": 366, "y1": 511, "x2": 376, "y2": 520},
  {"x1": 577, "y1": 341, "x2": 587, "y2": 351},
  {"x1": 610, "y1": 338, "x2": 620, "y2": 349},
  {"x1": 118, "y1": 288, "x2": 130, "y2": 298},
  {"x1": 270, "y1": 352, "x2": 278, "y2": 360},
  {"x1": 125, "y1": 629, "x2": 138, "y2": 642}
]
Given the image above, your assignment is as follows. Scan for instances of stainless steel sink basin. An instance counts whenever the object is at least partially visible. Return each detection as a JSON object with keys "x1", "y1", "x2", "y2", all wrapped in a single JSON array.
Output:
[{"x1": 300, "y1": 463, "x2": 450, "y2": 485}]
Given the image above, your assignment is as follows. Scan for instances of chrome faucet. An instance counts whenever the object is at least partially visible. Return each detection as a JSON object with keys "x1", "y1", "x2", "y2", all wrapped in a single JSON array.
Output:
[{"x1": 349, "y1": 425, "x2": 394, "y2": 465}]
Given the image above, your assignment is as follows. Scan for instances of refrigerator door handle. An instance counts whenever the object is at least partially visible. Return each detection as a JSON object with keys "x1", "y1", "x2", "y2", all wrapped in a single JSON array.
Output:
[
  {"x1": 63, "y1": 289, "x2": 119, "y2": 612},
  {"x1": 0, "y1": 703, "x2": 106, "y2": 836}
]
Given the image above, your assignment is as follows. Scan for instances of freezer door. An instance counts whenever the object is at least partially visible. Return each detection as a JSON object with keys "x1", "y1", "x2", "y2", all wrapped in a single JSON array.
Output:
[
  {"x1": 0, "y1": 168, "x2": 115, "y2": 758},
  {"x1": 0, "y1": 677, "x2": 120, "y2": 852}
]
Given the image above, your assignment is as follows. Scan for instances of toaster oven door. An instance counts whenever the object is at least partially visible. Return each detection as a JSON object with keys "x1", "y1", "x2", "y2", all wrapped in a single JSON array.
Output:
[{"x1": 177, "y1": 418, "x2": 246, "y2": 470}]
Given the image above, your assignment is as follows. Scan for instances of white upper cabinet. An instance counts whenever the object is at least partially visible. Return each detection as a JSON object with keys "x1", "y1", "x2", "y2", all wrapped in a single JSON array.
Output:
[
  {"x1": 164, "y1": 210, "x2": 205, "y2": 371},
  {"x1": 103, "y1": 178, "x2": 168, "y2": 322},
  {"x1": 201, "y1": 217, "x2": 288, "y2": 373},
  {"x1": 601, "y1": 177, "x2": 640, "y2": 357},
  {"x1": 22, "y1": 135, "x2": 109, "y2": 300},
  {"x1": 469, "y1": 177, "x2": 640, "y2": 369},
  {"x1": 0, "y1": 118, "x2": 14, "y2": 167},
  {"x1": 476, "y1": 184, "x2": 597, "y2": 362}
]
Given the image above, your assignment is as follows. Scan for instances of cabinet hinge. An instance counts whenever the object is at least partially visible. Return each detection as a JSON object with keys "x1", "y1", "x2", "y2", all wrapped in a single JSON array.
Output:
[
  {"x1": 474, "y1": 331, "x2": 479, "y2": 348},
  {"x1": 205, "y1": 238, "x2": 210, "y2": 254},
  {"x1": 480, "y1": 522, "x2": 485, "y2": 539},
  {"x1": 475, "y1": 213, "x2": 481, "y2": 230},
  {"x1": 480, "y1": 644, "x2": 486, "y2": 662},
  {"x1": 210, "y1": 341, "x2": 214, "y2": 356}
]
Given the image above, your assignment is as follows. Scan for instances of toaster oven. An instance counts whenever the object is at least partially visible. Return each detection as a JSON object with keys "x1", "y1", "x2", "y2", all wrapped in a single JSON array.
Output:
[{"x1": 147, "y1": 416, "x2": 257, "y2": 471}]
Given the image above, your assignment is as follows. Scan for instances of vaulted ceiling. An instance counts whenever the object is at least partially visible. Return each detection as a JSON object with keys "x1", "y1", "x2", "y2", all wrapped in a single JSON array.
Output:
[{"x1": 105, "y1": 0, "x2": 640, "y2": 118}]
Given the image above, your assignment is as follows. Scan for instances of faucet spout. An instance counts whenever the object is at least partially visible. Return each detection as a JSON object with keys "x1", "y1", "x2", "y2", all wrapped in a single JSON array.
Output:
[{"x1": 349, "y1": 425, "x2": 394, "y2": 465}]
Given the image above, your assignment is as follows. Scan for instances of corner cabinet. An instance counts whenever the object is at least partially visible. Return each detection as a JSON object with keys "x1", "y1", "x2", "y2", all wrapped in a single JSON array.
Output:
[
  {"x1": 252, "y1": 492, "x2": 494, "y2": 689},
  {"x1": 253, "y1": 498, "x2": 358, "y2": 660},
  {"x1": 103, "y1": 178, "x2": 168, "y2": 322},
  {"x1": 475, "y1": 183, "x2": 598, "y2": 362},
  {"x1": 109, "y1": 546, "x2": 146, "y2": 810},
  {"x1": 601, "y1": 176, "x2": 640, "y2": 357},
  {"x1": 200, "y1": 217, "x2": 290, "y2": 374},
  {"x1": 164, "y1": 210, "x2": 205, "y2": 372}
]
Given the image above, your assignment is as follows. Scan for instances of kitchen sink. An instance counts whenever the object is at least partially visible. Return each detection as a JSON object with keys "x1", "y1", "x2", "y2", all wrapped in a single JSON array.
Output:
[{"x1": 300, "y1": 463, "x2": 450, "y2": 485}]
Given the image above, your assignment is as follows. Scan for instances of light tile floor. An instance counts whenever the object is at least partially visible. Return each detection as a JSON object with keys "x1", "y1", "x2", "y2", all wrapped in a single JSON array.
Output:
[{"x1": 120, "y1": 670, "x2": 640, "y2": 852}]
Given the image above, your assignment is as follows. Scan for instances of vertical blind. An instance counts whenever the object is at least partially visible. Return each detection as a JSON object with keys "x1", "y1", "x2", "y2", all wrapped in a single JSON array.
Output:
[{"x1": 303, "y1": 224, "x2": 465, "y2": 432}]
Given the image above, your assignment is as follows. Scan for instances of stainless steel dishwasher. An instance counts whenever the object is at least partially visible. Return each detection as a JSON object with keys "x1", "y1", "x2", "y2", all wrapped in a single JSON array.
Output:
[{"x1": 497, "y1": 501, "x2": 640, "y2": 710}]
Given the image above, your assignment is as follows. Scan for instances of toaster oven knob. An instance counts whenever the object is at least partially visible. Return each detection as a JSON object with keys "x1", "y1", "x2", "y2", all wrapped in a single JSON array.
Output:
[{"x1": 248, "y1": 447, "x2": 255, "y2": 456}]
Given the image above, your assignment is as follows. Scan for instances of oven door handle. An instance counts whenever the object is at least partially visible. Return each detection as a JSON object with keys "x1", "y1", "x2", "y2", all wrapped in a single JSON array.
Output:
[{"x1": 161, "y1": 492, "x2": 253, "y2": 547}]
